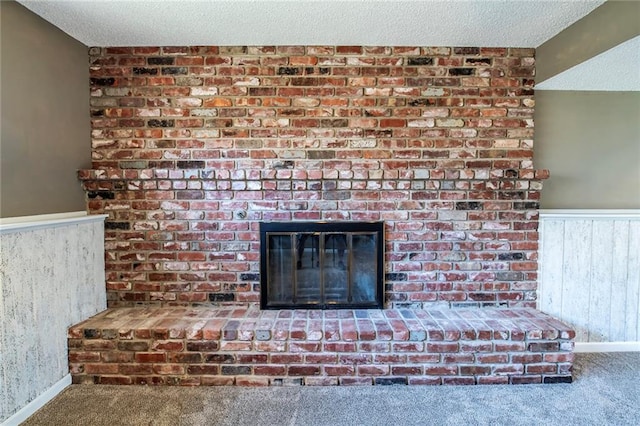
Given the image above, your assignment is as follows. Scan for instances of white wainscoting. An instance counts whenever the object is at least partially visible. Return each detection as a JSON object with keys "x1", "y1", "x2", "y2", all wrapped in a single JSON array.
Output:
[
  {"x1": 538, "y1": 210, "x2": 640, "y2": 350},
  {"x1": 0, "y1": 212, "x2": 107, "y2": 424}
]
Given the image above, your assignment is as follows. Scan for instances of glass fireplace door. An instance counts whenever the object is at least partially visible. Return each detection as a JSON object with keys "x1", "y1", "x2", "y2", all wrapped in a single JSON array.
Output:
[{"x1": 261, "y1": 222, "x2": 383, "y2": 309}]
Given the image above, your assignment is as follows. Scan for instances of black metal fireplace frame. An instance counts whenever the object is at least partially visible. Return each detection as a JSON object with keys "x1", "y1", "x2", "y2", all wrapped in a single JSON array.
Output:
[{"x1": 259, "y1": 221, "x2": 385, "y2": 310}]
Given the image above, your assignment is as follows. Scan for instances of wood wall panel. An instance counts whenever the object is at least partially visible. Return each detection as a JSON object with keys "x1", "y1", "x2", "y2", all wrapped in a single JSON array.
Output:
[{"x1": 538, "y1": 210, "x2": 640, "y2": 343}]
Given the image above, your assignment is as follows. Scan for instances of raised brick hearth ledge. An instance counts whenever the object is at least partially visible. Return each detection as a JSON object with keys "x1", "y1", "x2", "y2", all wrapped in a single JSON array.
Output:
[{"x1": 69, "y1": 307, "x2": 574, "y2": 386}]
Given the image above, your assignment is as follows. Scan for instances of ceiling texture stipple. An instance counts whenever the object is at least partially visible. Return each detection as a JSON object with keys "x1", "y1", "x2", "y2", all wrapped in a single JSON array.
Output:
[
  {"x1": 18, "y1": 0, "x2": 637, "y2": 91},
  {"x1": 18, "y1": 0, "x2": 605, "y2": 48}
]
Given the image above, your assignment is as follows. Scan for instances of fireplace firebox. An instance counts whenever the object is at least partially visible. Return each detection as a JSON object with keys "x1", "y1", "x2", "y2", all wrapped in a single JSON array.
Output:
[{"x1": 260, "y1": 222, "x2": 384, "y2": 309}]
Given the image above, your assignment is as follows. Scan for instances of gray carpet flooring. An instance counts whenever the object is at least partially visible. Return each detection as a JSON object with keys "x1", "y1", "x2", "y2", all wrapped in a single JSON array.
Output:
[{"x1": 22, "y1": 352, "x2": 640, "y2": 426}]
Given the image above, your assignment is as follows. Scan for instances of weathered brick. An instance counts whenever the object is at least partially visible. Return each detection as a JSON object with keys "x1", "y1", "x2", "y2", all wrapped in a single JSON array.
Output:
[
  {"x1": 358, "y1": 365, "x2": 389, "y2": 376},
  {"x1": 99, "y1": 376, "x2": 133, "y2": 385},
  {"x1": 118, "y1": 341, "x2": 149, "y2": 351},
  {"x1": 133, "y1": 376, "x2": 166, "y2": 385},
  {"x1": 460, "y1": 365, "x2": 491, "y2": 376},
  {"x1": 340, "y1": 377, "x2": 373, "y2": 386},
  {"x1": 427, "y1": 342, "x2": 459, "y2": 353},
  {"x1": 408, "y1": 377, "x2": 441, "y2": 385},
  {"x1": 187, "y1": 365, "x2": 220, "y2": 376},
  {"x1": 374, "y1": 377, "x2": 408, "y2": 385},
  {"x1": 407, "y1": 57, "x2": 434, "y2": 66},
  {"x1": 221, "y1": 365, "x2": 252, "y2": 375},
  {"x1": 288, "y1": 365, "x2": 321, "y2": 376},
  {"x1": 69, "y1": 351, "x2": 101, "y2": 363},
  {"x1": 135, "y1": 352, "x2": 166, "y2": 363},
  {"x1": 443, "y1": 377, "x2": 475, "y2": 385},
  {"x1": 325, "y1": 365, "x2": 355, "y2": 376},
  {"x1": 83, "y1": 340, "x2": 116, "y2": 351},
  {"x1": 425, "y1": 366, "x2": 458, "y2": 376},
  {"x1": 186, "y1": 341, "x2": 219, "y2": 352},
  {"x1": 527, "y1": 342, "x2": 559, "y2": 352},
  {"x1": 391, "y1": 366, "x2": 423, "y2": 376},
  {"x1": 526, "y1": 363, "x2": 558, "y2": 374},
  {"x1": 84, "y1": 363, "x2": 120, "y2": 374},
  {"x1": 305, "y1": 377, "x2": 339, "y2": 386},
  {"x1": 236, "y1": 376, "x2": 269, "y2": 386},
  {"x1": 511, "y1": 375, "x2": 542, "y2": 385},
  {"x1": 201, "y1": 376, "x2": 235, "y2": 386},
  {"x1": 543, "y1": 375, "x2": 572, "y2": 384},
  {"x1": 254, "y1": 365, "x2": 287, "y2": 376},
  {"x1": 119, "y1": 364, "x2": 154, "y2": 375}
]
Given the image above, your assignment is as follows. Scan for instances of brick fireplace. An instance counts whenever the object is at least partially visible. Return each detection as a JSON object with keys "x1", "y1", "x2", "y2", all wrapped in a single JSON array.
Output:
[
  {"x1": 81, "y1": 45, "x2": 546, "y2": 309},
  {"x1": 72, "y1": 45, "x2": 573, "y2": 386}
]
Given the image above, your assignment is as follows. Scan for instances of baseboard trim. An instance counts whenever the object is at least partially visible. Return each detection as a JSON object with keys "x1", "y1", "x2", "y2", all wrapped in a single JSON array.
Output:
[
  {"x1": 1, "y1": 374, "x2": 71, "y2": 426},
  {"x1": 539, "y1": 209, "x2": 640, "y2": 219},
  {"x1": 574, "y1": 341, "x2": 640, "y2": 353}
]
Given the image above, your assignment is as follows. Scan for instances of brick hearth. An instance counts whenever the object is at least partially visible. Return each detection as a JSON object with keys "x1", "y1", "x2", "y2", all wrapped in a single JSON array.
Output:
[{"x1": 69, "y1": 307, "x2": 574, "y2": 386}]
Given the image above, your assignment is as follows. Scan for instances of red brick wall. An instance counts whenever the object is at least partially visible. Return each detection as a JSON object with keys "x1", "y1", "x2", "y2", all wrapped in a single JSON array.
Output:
[{"x1": 80, "y1": 46, "x2": 548, "y2": 308}]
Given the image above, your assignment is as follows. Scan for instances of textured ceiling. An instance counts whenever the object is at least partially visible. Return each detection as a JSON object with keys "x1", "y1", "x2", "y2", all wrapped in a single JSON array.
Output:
[
  {"x1": 19, "y1": 0, "x2": 636, "y2": 91},
  {"x1": 18, "y1": 0, "x2": 605, "y2": 48}
]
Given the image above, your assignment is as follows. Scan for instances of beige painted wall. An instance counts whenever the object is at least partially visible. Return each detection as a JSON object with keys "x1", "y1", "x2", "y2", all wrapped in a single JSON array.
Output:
[
  {"x1": 535, "y1": 91, "x2": 640, "y2": 209},
  {"x1": 0, "y1": 1, "x2": 90, "y2": 218}
]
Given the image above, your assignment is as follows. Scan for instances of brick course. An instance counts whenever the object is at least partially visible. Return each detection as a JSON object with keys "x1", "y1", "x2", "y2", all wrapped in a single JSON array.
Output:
[{"x1": 80, "y1": 45, "x2": 546, "y2": 308}]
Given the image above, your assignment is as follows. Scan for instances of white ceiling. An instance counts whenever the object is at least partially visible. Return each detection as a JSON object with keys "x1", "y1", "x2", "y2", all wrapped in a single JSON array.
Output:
[
  {"x1": 18, "y1": 0, "x2": 604, "y2": 48},
  {"x1": 18, "y1": 0, "x2": 638, "y2": 91}
]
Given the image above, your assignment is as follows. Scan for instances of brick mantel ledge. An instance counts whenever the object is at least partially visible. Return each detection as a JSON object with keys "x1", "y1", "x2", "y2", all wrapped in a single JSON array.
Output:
[
  {"x1": 78, "y1": 168, "x2": 550, "y2": 182},
  {"x1": 69, "y1": 306, "x2": 573, "y2": 386}
]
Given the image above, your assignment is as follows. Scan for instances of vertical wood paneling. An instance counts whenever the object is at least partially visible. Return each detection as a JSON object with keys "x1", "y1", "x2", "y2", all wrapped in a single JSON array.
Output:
[
  {"x1": 539, "y1": 211, "x2": 640, "y2": 343},
  {"x1": 561, "y1": 220, "x2": 592, "y2": 342},
  {"x1": 588, "y1": 220, "x2": 614, "y2": 342},
  {"x1": 539, "y1": 220, "x2": 565, "y2": 320},
  {"x1": 610, "y1": 221, "x2": 630, "y2": 342},
  {"x1": 626, "y1": 221, "x2": 640, "y2": 341}
]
